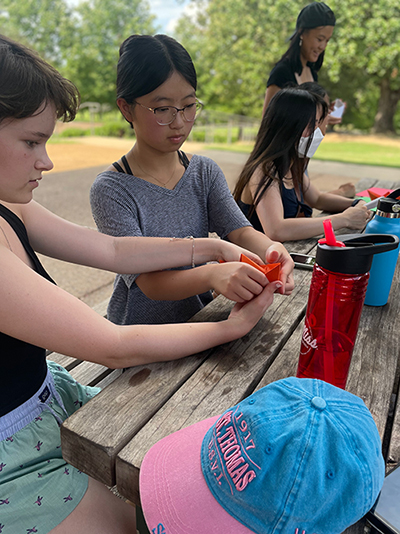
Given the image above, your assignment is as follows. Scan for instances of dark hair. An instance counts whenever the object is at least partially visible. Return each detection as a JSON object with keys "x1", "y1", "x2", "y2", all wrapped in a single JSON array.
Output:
[
  {"x1": 0, "y1": 35, "x2": 79, "y2": 123},
  {"x1": 117, "y1": 34, "x2": 197, "y2": 105},
  {"x1": 233, "y1": 88, "x2": 328, "y2": 211},
  {"x1": 298, "y1": 81, "x2": 328, "y2": 100}
]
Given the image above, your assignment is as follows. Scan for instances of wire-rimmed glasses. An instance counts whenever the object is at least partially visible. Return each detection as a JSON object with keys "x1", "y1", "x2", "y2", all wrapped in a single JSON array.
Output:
[{"x1": 133, "y1": 99, "x2": 203, "y2": 125}]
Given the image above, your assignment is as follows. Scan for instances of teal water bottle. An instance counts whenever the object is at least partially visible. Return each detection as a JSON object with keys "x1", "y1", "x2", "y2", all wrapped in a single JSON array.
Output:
[{"x1": 364, "y1": 197, "x2": 400, "y2": 306}]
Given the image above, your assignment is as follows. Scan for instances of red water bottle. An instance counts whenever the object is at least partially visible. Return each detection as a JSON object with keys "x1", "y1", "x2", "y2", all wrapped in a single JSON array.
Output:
[{"x1": 297, "y1": 223, "x2": 399, "y2": 389}]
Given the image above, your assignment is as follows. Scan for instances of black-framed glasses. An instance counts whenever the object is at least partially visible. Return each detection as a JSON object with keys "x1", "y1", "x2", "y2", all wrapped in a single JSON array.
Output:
[{"x1": 133, "y1": 99, "x2": 203, "y2": 125}]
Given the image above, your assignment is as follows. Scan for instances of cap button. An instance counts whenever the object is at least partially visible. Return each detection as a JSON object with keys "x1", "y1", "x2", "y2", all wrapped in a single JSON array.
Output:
[{"x1": 311, "y1": 396, "x2": 326, "y2": 410}]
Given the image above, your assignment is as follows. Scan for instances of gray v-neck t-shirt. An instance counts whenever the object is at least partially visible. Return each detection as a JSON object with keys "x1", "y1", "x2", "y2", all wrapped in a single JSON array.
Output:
[{"x1": 90, "y1": 155, "x2": 251, "y2": 325}]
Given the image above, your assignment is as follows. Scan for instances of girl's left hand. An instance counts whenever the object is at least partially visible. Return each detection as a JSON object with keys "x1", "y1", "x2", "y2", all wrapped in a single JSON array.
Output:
[
  {"x1": 265, "y1": 243, "x2": 295, "y2": 295},
  {"x1": 218, "y1": 240, "x2": 265, "y2": 266}
]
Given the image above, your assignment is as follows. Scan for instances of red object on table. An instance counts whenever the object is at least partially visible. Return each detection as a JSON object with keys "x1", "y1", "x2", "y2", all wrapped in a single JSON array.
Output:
[
  {"x1": 318, "y1": 219, "x2": 345, "y2": 248},
  {"x1": 239, "y1": 254, "x2": 281, "y2": 282},
  {"x1": 219, "y1": 254, "x2": 281, "y2": 282},
  {"x1": 356, "y1": 187, "x2": 394, "y2": 199}
]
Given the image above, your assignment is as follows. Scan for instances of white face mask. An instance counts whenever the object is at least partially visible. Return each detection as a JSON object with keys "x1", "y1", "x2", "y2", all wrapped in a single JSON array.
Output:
[{"x1": 298, "y1": 127, "x2": 324, "y2": 158}]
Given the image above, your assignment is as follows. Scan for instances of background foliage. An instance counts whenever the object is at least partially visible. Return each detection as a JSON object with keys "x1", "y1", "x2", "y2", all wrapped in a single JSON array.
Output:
[{"x1": 1, "y1": 0, "x2": 400, "y2": 132}]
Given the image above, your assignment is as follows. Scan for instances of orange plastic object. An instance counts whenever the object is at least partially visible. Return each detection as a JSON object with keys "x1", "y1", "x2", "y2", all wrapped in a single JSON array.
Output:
[
  {"x1": 367, "y1": 188, "x2": 390, "y2": 201},
  {"x1": 239, "y1": 254, "x2": 281, "y2": 282}
]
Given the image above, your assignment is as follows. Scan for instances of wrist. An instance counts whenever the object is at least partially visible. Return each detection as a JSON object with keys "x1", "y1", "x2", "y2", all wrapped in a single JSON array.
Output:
[
  {"x1": 194, "y1": 238, "x2": 219, "y2": 264},
  {"x1": 330, "y1": 214, "x2": 347, "y2": 230},
  {"x1": 351, "y1": 198, "x2": 362, "y2": 207}
]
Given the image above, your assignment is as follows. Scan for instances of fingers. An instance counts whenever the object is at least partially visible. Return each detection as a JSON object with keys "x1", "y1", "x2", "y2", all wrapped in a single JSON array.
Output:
[
  {"x1": 247, "y1": 280, "x2": 282, "y2": 314},
  {"x1": 348, "y1": 205, "x2": 372, "y2": 229},
  {"x1": 234, "y1": 280, "x2": 280, "y2": 316},
  {"x1": 266, "y1": 244, "x2": 294, "y2": 295},
  {"x1": 215, "y1": 263, "x2": 268, "y2": 303}
]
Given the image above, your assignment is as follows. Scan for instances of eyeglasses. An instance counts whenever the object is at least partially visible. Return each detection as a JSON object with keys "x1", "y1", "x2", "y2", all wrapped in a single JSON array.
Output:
[{"x1": 133, "y1": 99, "x2": 203, "y2": 125}]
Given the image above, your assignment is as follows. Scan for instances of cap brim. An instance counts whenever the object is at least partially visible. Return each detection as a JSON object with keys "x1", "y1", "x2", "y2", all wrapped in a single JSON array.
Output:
[{"x1": 140, "y1": 415, "x2": 255, "y2": 534}]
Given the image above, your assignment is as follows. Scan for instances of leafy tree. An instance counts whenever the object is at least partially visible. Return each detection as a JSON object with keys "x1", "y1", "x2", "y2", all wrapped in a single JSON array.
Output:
[
  {"x1": 0, "y1": 0, "x2": 156, "y2": 106},
  {"x1": 0, "y1": 0, "x2": 73, "y2": 67},
  {"x1": 325, "y1": 0, "x2": 400, "y2": 133},
  {"x1": 175, "y1": 0, "x2": 400, "y2": 132},
  {"x1": 175, "y1": 0, "x2": 300, "y2": 118},
  {"x1": 63, "y1": 0, "x2": 156, "y2": 105}
]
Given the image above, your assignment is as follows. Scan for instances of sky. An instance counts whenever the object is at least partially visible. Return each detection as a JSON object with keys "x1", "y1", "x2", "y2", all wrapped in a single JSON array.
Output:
[{"x1": 148, "y1": 0, "x2": 192, "y2": 34}]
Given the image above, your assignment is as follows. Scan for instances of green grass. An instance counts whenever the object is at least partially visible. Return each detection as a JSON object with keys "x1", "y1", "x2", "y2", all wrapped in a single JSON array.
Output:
[
  {"x1": 312, "y1": 142, "x2": 400, "y2": 168},
  {"x1": 204, "y1": 140, "x2": 400, "y2": 168}
]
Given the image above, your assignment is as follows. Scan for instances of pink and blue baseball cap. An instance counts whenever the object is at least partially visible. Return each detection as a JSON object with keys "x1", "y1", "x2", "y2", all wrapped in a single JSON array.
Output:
[{"x1": 140, "y1": 377, "x2": 384, "y2": 534}]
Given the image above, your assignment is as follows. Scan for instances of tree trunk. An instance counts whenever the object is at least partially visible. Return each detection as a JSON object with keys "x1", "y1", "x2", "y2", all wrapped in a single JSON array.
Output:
[{"x1": 373, "y1": 77, "x2": 400, "y2": 134}]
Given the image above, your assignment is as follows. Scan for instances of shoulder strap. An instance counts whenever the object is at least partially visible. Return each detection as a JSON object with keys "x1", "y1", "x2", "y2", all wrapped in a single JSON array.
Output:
[
  {"x1": 121, "y1": 155, "x2": 133, "y2": 175},
  {"x1": 0, "y1": 204, "x2": 55, "y2": 284},
  {"x1": 178, "y1": 150, "x2": 190, "y2": 170},
  {"x1": 112, "y1": 161, "x2": 125, "y2": 173},
  {"x1": 112, "y1": 156, "x2": 133, "y2": 175}
]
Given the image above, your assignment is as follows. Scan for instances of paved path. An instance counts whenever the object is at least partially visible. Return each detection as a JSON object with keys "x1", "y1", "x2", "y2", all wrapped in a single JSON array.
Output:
[{"x1": 34, "y1": 147, "x2": 399, "y2": 308}]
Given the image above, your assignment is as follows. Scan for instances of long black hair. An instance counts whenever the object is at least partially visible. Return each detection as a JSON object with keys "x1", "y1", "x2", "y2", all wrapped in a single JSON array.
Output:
[
  {"x1": 0, "y1": 34, "x2": 79, "y2": 123},
  {"x1": 233, "y1": 88, "x2": 327, "y2": 210},
  {"x1": 116, "y1": 34, "x2": 197, "y2": 126}
]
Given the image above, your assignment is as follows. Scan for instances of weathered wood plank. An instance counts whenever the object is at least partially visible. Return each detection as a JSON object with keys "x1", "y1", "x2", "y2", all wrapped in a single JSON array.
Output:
[
  {"x1": 68, "y1": 360, "x2": 114, "y2": 387},
  {"x1": 61, "y1": 349, "x2": 216, "y2": 486},
  {"x1": 355, "y1": 177, "x2": 378, "y2": 192},
  {"x1": 61, "y1": 294, "x2": 234, "y2": 487},
  {"x1": 115, "y1": 268, "x2": 313, "y2": 503},
  {"x1": 46, "y1": 353, "x2": 82, "y2": 371}
]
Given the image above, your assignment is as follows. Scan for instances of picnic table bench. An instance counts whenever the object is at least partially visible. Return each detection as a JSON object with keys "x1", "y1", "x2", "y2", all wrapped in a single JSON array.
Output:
[{"x1": 55, "y1": 176, "x2": 400, "y2": 534}]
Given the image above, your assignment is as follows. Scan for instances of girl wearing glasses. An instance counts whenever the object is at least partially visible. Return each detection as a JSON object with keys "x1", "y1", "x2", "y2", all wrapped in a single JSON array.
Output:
[
  {"x1": 0, "y1": 34, "x2": 287, "y2": 534},
  {"x1": 90, "y1": 34, "x2": 294, "y2": 327},
  {"x1": 234, "y1": 88, "x2": 370, "y2": 242}
]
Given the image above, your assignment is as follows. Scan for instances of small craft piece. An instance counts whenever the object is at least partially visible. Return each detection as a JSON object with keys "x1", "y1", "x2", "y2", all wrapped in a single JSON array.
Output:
[
  {"x1": 356, "y1": 187, "x2": 394, "y2": 199},
  {"x1": 239, "y1": 254, "x2": 281, "y2": 282}
]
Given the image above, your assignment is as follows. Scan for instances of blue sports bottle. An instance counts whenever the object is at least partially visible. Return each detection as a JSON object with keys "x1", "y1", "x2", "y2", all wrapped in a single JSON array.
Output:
[{"x1": 364, "y1": 196, "x2": 400, "y2": 306}]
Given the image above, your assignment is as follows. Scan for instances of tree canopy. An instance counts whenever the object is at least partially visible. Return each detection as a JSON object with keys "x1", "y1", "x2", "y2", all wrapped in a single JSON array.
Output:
[
  {"x1": 175, "y1": 0, "x2": 400, "y2": 132},
  {"x1": 1, "y1": 0, "x2": 400, "y2": 132},
  {"x1": 0, "y1": 0, "x2": 156, "y2": 104}
]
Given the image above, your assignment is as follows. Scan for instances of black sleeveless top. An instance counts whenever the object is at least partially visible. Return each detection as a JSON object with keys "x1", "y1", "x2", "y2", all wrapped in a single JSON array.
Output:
[
  {"x1": 237, "y1": 183, "x2": 312, "y2": 233},
  {"x1": 0, "y1": 204, "x2": 56, "y2": 417},
  {"x1": 112, "y1": 151, "x2": 190, "y2": 175}
]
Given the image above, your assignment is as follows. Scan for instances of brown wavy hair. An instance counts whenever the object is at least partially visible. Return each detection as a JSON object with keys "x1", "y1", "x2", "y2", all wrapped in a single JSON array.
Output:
[{"x1": 0, "y1": 34, "x2": 79, "y2": 123}]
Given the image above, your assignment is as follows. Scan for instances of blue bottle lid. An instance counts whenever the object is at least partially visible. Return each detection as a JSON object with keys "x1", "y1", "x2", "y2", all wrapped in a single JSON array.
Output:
[{"x1": 316, "y1": 233, "x2": 399, "y2": 275}]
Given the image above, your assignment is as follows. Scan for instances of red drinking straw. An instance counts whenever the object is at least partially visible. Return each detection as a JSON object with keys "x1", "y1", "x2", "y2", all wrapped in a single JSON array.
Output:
[{"x1": 318, "y1": 219, "x2": 345, "y2": 248}]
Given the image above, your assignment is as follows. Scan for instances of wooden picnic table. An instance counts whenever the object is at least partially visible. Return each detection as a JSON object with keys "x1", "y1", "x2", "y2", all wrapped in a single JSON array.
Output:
[{"x1": 59, "y1": 177, "x2": 400, "y2": 534}]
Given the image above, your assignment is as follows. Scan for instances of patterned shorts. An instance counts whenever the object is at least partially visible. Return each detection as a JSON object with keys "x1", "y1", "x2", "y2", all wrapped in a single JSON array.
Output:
[{"x1": 0, "y1": 361, "x2": 101, "y2": 534}]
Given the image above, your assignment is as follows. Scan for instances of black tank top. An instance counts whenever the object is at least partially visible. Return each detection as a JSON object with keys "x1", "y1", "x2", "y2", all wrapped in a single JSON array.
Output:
[
  {"x1": 112, "y1": 150, "x2": 190, "y2": 175},
  {"x1": 0, "y1": 204, "x2": 56, "y2": 417}
]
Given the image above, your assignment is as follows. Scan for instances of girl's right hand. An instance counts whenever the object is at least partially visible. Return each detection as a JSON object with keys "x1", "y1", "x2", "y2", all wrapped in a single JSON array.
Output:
[
  {"x1": 341, "y1": 203, "x2": 371, "y2": 230},
  {"x1": 226, "y1": 281, "x2": 282, "y2": 337},
  {"x1": 210, "y1": 262, "x2": 268, "y2": 303}
]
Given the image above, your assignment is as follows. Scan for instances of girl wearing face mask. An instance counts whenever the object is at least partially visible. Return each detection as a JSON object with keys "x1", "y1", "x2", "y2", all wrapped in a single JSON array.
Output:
[
  {"x1": 262, "y1": 1, "x2": 342, "y2": 131},
  {"x1": 234, "y1": 88, "x2": 370, "y2": 242},
  {"x1": 299, "y1": 81, "x2": 355, "y2": 199}
]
